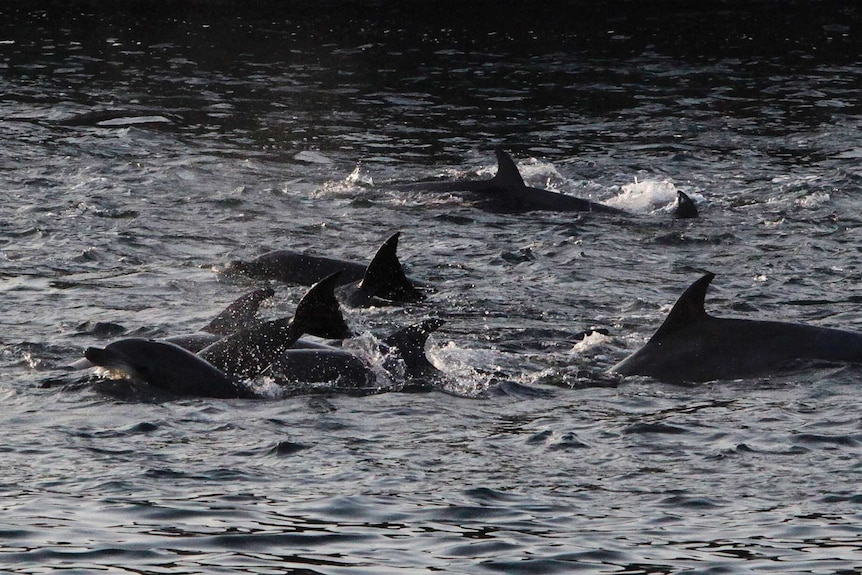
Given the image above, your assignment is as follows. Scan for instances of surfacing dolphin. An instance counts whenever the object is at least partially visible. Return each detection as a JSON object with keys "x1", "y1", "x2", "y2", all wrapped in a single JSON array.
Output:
[
  {"x1": 224, "y1": 231, "x2": 425, "y2": 307},
  {"x1": 84, "y1": 273, "x2": 349, "y2": 398},
  {"x1": 267, "y1": 318, "x2": 446, "y2": 392},
  {"x1": 165, "y1": 286, "x2": 276, "y2": 352},
  {"x1": 674, "y1": 191, "x2": 698, "y2": 219},
  {"x1": 67, "y1": 287, "x2": 276, "y2": 371},
  {"x1": 392, "y1": 149, "x2": 625, "y2": 214},
  {"x1": 609, "y1": 272, "x2": 862, "y2": 383}
]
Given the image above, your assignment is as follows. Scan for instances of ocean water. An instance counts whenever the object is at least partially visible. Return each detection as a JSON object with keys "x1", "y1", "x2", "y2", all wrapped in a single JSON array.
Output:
[{"x1": 2, "y1": 2, "x2": 862, "y2": 573}]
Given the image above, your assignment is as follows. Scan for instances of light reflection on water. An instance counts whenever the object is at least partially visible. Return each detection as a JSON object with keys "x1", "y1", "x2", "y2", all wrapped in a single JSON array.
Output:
[{"x1": 2, "y1": 2, "x2": 862, "y2": 573}]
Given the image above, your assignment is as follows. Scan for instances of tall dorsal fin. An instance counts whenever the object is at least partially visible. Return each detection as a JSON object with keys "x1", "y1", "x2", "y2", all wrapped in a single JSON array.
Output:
[
  {"x1": 649, "y1": 273, "x2": 715, "y2": 342},
  {"x1": 202, "y1": 287, "x2": 275, "y2": 335},
  {"x1": 359, "y1": 232, "x2": 423, "y2": 302},
  {"x1": 293, "y1": 272, "x2": 352, "y2": 339},
  {"x1": 490, "y1": 149, "x2": 526, "y2": 189}
]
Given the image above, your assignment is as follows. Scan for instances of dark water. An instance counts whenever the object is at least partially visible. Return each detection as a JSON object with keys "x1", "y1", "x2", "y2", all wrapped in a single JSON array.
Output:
[{"x1": 3, "y1": 2, "x2": 862, "y2": 573}]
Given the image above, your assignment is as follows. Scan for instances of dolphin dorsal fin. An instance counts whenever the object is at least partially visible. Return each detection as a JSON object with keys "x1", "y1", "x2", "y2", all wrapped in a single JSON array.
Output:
[
  {"x1": 490, "y1": 149, "x2": 526, "y2": 189},
  {"x1": 674, "y1": 190, "x2": 699, "y2": 219},
  {"x1": 293, "y1": 272, "x2": 352, "y2": 339},
  {"x1": 649, "y1": 273, "x2": 715, "y2": 342},
  {"x1": 383, "y1": 318, "x2": 445, "y2": 375},
  {"x1": 359, "y1": 232, "x2": 423, "y2": 302},
  {"x1": 202, "y1": 287, "x2": 275, "y2": 335}
]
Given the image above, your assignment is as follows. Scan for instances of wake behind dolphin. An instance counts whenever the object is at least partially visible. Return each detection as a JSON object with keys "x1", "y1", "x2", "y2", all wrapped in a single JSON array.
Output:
[
  {"x1": 609, "y1": 272, "x2": 862, "y2": 383},
  {"x1": 392, "y1": 149, "x2": 626, "y2": 214}
]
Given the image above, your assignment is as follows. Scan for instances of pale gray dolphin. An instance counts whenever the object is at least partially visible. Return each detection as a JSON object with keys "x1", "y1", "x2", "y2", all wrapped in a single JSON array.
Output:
[
  {"x1": 393, "y1": 149, "x2": 626, "y2": 214},
  {"x1": 609, "y1": 272, "x2": 862, "y2": 383}
]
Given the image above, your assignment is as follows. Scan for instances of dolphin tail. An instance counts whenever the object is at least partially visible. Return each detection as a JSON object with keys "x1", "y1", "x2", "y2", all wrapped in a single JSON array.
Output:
[
  {"x1": 358, "y1": 232, "x2": 424, "y2": 302},
  {"x1": 674, "y1": 191, "x2": 699, "y2": 219},
  {"x1": 293, "y1": 272, "x2": 353, "y2": 339},
  {"x1": 201, "y1": 287, "x2": 275, "y2": 335},
  {"x1": 382, "y1": 318, "x2": 445, "y2": 376}
]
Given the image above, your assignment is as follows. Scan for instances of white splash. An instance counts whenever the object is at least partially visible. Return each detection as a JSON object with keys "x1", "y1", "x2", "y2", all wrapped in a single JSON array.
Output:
[
  {"x1": 569, "y1": 330, "x2": 613, "y2": 355},
  {"x1": 605, "y1": 179, "x2": 701, "y2": 214}
]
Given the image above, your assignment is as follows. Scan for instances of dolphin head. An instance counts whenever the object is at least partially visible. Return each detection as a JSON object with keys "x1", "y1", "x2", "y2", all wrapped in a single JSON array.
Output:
[{"x1": 85, "y1": 338, "x2": 250, "y2": 398}]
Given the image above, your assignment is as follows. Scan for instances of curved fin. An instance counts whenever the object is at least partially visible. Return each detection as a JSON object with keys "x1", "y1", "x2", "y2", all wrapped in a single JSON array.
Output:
[
  {"x1": 358, "y1": 232, "x2": 423, "y2": 302},
  {"x1": 649, "y1": 273, "x2": 715, "y2": 342},
  {"x1": 490, "y1": 149, "x2": 526, "y2": 189},
  {"x1": 383, "y1": 318, "x2": 445, "y2": 375},
  {"x1": 199, "y1": 273, "x2": 350, "y2": 378},
  {"x1": 674, "y1": 191, "x2": 698, "y2": 219},
  {"x1": 202, "y1": 287, "x2": 275, "y2": 335},
  {"x1": 294, "y1": 272, "x2": 353, "y2": 339}
]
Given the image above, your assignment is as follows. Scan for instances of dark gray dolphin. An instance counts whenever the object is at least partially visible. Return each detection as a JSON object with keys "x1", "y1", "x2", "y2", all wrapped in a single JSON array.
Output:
[
  {"x1": 223, "y1": 232, "x2": 424, "y2": 307},
  {"x1": 266, "y1": 318, "x2": 445, "y2": 390},
  {"x1": 85, "y1": 339, "x2": 255, "y2": 399},
  {"x1": 84, "y1": 274, "x2": 349, "y2": 397},
  {"x1": 224, "y1": 251, "x2": 367, "y2": 286},
  {"x1": 609, "y1": 273, "x2": 862, "y2": 383},
  {"x1": 68, "y1": 287, "x2": 276, "y2": 370},
  {"x1": 393, "y1": 149, "x2": 625, "y2": 214},
  {"x1": 164, "y1": 286, "x2": 276, "y2": 352},
  {"x1": 674, "y1": 191, "x2": 698, "y2": 219},
  {"x1": 198, "y1": 273, "x2": 351, "y2": 379},
  {"x1": 335, "y1": 232, "x2": 425, "y2": 307}
]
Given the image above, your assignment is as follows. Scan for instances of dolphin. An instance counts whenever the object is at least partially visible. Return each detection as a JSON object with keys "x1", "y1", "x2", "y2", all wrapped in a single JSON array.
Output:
[
  {"x1": 224, "y1": 251, "x2": 367, "y2": 286},
  {"x1": 225, "y1": 232, "x2": 424, "y2": 308},
  {"x1": 84, "y1": 339, "x2": 256, "y2": 399},
  {"x1": 266, "y1": 318, "x2": 445, "y2": 390},
  {"x1": 164, "y1": 286, "x2": 276, "y2": 352},
  {"x1": 335, "y1": 232, "x2": 425, "y2": 307},
  {"x1": 674, "y1": 191, "x2": 698, "y2": 219},
  {"x1": 197, "y1": 273, "x2": 351, "y2": 379},
  {"x1": 609, "y1": 272, "x2": 862, "y2": 383},
  {"x1": 84, "y1": 273, "x2": 349, "y2": 397},
  {"x1": 66, "y1": 287, "x2": 276, "y2": 371},
  {"x1": 392, "y1": 149, "x2": 626, "y2": 214}
]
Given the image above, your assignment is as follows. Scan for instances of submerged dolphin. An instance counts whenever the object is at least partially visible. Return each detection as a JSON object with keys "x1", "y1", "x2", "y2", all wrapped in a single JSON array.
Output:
[
  {"x1": 224, "y1": 232, "x2": 424, "y2": 307},
  {"x1": 84, "y1": 274, "x2": 349, "y2": 397},
  {"x1": 392, "y1": 149, "x2": 625, "y2": 214},
  {"x1": 674, "y1": 191, "x2": 698, "y2": 219},
  {"x1": 268, "y1": 318, "x2": 445, "y2": 390},
  {"x1": 609, "y1": 272, "x2": 862, "y2": 383}
]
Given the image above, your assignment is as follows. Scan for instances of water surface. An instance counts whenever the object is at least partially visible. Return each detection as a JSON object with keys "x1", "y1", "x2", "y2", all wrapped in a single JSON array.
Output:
[{"x1": 2, "y1": 2, "x2": 862, "y2": 573}]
